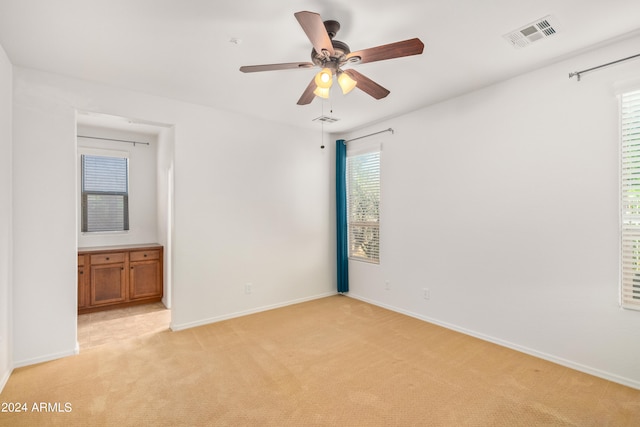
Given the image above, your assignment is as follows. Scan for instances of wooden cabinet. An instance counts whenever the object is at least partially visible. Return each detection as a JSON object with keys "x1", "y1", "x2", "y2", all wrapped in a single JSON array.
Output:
[
  {"x1": 78, "y1": 255, "x2": 88, "y2": 310},
  {"x1": 129, "y1": 249, "x2": 162, "y2": 300},
  {"x1": 78, "y1": 244, "x2": 163, "y2": 314},
  {"x1": 90, "y1": 255, "x2": 127, "y2": 306}
]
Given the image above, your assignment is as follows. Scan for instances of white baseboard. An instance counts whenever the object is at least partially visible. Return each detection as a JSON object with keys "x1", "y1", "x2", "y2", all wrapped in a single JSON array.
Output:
[
  {"x1": 347, "y1": 293, "x2": 640, "y2": 391},
  {"x1": 0, "y1": 366, "x2": 12, "y2": 393},
  {"x1": 13, "y1": 348, "x2": 78, "y2": 369},
  {"x1": 170, "y1": 291, "x2": 337, "y2": 332}
]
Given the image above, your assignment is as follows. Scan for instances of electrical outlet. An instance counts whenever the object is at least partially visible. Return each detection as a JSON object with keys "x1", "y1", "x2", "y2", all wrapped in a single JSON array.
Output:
[
  {"x1": 385, "y1": 280, "x2": 390, "y2": 290},
  {"x1": 423, "y1": 288, "x2": 430, "y2": 300},
  {"x1": 245, "y1": 283, "x2": 252, "y2": 295}
]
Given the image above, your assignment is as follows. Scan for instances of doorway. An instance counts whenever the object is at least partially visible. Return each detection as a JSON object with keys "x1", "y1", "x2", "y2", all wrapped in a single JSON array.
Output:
[{"x1": 75, "y1": 111, "x2": 174, "y2": 349}]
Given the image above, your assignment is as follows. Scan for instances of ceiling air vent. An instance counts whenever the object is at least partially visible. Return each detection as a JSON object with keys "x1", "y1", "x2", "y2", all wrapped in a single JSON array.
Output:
[
  {"x1": 313, "y1": 115, "x2": 339, "y2": 123},
  {"x1": 503, "y1": 16, "x2": 559, "y2": 48}
]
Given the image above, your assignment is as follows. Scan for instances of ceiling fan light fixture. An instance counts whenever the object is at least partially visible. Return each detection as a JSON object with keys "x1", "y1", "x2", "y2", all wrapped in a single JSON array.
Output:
[
  {"x1": 314, "y1": 68, "x2": 333, "y2": 89},
  {"x1": 337, "y1": 71, "x2": 357, "y2": 94},
  {"x1": 313, "y1": 86, "x2": 330, "y2": 99}
]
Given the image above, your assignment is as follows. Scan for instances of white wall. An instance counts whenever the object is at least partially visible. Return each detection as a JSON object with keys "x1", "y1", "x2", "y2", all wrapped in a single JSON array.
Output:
[
  {"x1": 338, "y1": 34, "x2": 640, "y2": 389},
  {"x1": 11, "y1": 67, "x2": 335, "y2": 366},
  {"x1": 156, "y1": 126, "x2": 174, "y2": 308},
  {"x1": 12, "y1": 70, "x2": 79, "y2": 366},
  {"x1": 0, "y1": 41, "x2": 13, "y2": 391},
  {"x1": 77, "y1": 125, "x2": 159, "y2": 248},
  {"x1": 169, "y1": 105, "x2": 334, "y2": 329}
]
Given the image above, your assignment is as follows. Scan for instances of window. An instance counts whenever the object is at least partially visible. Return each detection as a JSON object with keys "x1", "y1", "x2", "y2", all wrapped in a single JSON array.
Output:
[
  {"x1": 620, "y1": 89, "x2": 640, "y2": 310},
  {"x1": 346, "y1": 142, "x2": 380, "y2": 263},
  {"x1": 81, "y1": 154, "x2": 129, "y2": 232}
]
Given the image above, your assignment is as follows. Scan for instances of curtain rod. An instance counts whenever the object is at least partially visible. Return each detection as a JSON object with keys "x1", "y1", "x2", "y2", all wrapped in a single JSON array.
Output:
[
  {"x1": 569, "y1": 52, "x2": 640, "y2": 81},
  {"x1": 344, "y1": 128, "x2": 394, "y2": 144},
  {"x1": 77, "y1": 135, "x2": 150, "y2": 146}
]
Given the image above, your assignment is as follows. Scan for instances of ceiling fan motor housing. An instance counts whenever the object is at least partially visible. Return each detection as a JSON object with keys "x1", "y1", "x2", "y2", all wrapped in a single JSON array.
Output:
[{"x1": 310, "y1": 20, "x2": 352, "y2": 71}]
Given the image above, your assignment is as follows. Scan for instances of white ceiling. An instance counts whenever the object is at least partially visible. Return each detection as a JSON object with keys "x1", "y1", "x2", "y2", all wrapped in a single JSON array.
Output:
[{"x1": 1, "y1": 0, "x2": 640, "y2": 133}]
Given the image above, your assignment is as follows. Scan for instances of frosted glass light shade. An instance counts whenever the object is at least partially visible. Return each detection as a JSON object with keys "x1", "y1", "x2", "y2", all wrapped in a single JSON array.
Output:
[
  {"x1": 314, "y1": 68, "x2": 333, "y2": 89},
  {"x1": 337, "y1": 72, "x2": 357, "y2": 94},
  {"x1": 313, "y1": 86, "x2": 330, "y2": 99}
]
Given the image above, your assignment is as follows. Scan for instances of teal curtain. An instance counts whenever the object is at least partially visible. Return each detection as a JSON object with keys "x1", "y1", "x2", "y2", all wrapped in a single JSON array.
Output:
[{"x1": 336, "y1": 139, "x2": 349, "y2": 293}]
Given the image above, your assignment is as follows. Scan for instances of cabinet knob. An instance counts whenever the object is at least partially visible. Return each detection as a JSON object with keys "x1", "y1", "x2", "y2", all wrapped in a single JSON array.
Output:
[
  {"x1": 106, "y1": 257, "x2": 110, "y2": 260},
  {"x1": 144, "y1": 254, "x2": 147, "y2": 257},
  {"x1": 131, "y1": 267, "x2": 134, "y2": 270}
]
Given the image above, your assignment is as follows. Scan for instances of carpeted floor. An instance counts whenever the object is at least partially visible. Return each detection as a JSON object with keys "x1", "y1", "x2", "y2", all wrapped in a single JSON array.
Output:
[{"x1": 1, "y1": 295, "x2": 639, "y2": 426}]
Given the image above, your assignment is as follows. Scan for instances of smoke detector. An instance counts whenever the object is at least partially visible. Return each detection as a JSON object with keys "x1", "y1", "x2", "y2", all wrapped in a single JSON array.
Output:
[{"x1": 504, "y1": 16, "x2": 559, "y2": 48}]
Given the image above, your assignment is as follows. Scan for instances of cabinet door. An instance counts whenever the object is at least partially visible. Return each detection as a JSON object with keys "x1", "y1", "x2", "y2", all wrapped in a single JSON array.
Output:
[
  {"x1": 129, "y1": 260, "x2": 162, "y2": 300},
  {"x1": 90, "y1": 263, "x2": 127, "y2": 306},
  {"x1": 78, "y1": 255, "x2": 89, "y2": 310},
  {"x1": 78, "y1": 266, "x2": 87, "y2": 309}
]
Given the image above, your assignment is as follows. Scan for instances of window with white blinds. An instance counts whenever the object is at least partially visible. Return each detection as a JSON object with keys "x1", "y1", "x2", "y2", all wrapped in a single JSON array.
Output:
[
  {"x1": 81, "y1": 154, "x2": 129, "y2": 232},
  {"x1": 346, "y1": 141, "x2": 380, "y2": 263},
  {"x1": 621, "y1": 89, "x2": 640, "y2": 310}
]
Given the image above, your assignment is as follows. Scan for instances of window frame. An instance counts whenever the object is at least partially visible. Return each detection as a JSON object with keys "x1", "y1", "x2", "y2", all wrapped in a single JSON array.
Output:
[
  {"x1": 80, "y1": 150, "x2": 130, "y2": 234},
  {"x1": 346, "y1": 140, "x2": 381, "y2": 264},
  {"x1": 620, "y1": 88, "x2": 640, "y2": 311}
]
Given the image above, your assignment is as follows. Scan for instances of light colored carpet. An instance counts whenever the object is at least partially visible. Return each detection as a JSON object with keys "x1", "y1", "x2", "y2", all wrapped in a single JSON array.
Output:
[
  {"x1": 77, "y1": 302, "x2": 171, "y2": 349},
  {"x1": 1, "y1": 295, "x2": 639, "y2": 426}
]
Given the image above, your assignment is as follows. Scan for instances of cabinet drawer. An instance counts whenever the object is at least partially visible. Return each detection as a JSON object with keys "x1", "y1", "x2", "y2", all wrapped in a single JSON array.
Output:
[
  {"x1": 90, "y1": 252, "x2": 125, "y2": 265},
  {"x1": 130, "y1": 249, "x2": 160, "y2": 262}
]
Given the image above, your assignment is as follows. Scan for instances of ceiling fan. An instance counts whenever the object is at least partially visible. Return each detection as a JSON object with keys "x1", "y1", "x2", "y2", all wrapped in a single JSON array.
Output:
[{"x1": 239, "y1": 11, "x2": 424, "y2": 105}]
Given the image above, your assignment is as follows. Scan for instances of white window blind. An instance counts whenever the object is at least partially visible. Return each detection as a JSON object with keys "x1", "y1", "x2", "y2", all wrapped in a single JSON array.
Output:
[
  {"x1": 81, "y1": 154, "x2": 129, "y2": 232},
  {"x1": 347, "y1": 141, "x2": 380, "y2": 263},
  {"x1": 621, "y1": 89, "x2": 640, "y2": 310}
]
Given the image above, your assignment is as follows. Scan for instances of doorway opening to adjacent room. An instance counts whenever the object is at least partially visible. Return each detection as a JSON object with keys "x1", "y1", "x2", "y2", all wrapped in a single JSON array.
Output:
[{"x1": 75, "y1": 111, "x2": 174, "y2": 349}]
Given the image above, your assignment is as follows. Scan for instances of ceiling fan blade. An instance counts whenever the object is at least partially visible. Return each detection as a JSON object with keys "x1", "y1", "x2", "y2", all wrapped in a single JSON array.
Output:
[
  {"x1": 346, "y1": 38, "x2": 424, "y2": 64},
  {"x1": 240, "y1": 62, "x2": 314, "y2": 73},
  {"x1": 344, "y1": 69, "x2": 390, "y2": 100},
  {"x1": 294, "y1": 11, "x2": 335, "y2": 56},
  {"x1": 297, "y1": 77, "x2": 317, "y2": 105}
]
